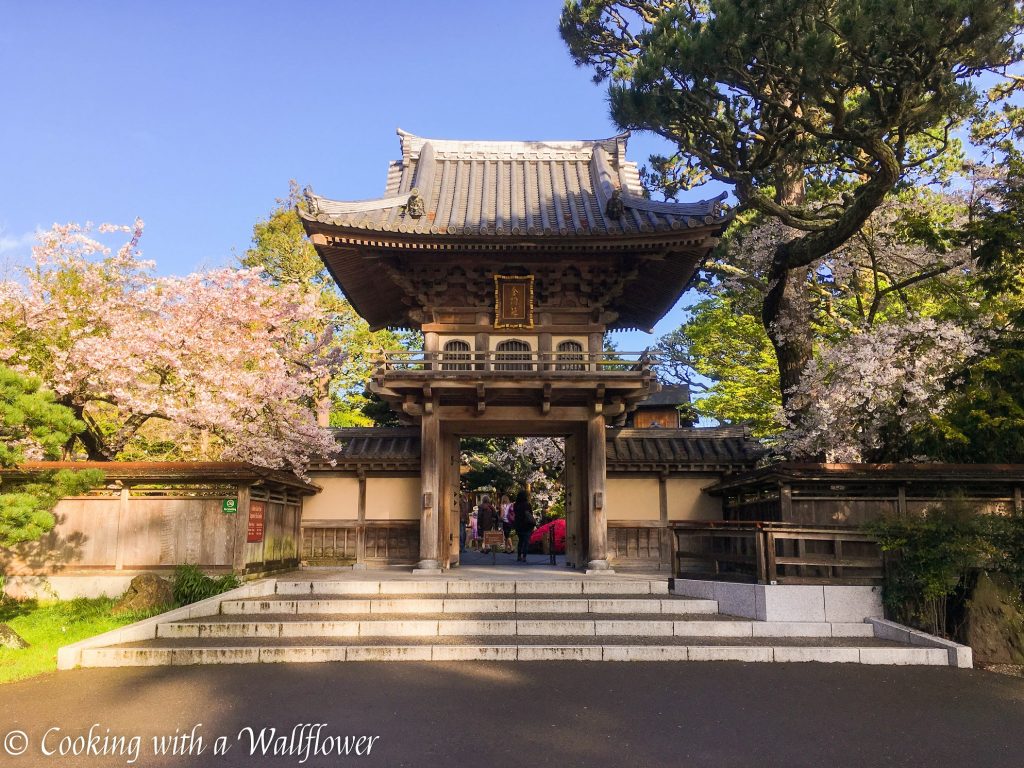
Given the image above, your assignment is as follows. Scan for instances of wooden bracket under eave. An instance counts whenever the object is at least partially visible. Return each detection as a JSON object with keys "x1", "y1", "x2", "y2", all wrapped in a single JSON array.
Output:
[
  {"x1": 592, "y1": 384, "x2": 606, "y2": 415},
  {"x1": 542, "y1": 383, "x2": 551, "y2": 415},
  {"x1": 423, "y1": 384, "x2": 433, "y2": 414},
  {"x1": 402, "y1": 395, "x2": 423, "y2": 417},
  {"x1": 476, "y1": 383, "x2": 486, "y2": 415}
]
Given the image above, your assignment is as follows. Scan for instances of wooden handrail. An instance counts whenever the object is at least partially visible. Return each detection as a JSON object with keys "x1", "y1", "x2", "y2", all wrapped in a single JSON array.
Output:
[
  {"x1": 374, "y1": 349, "x2": 656, "y2": 374},
  {"x1": 671, "y1": 521, "x2": 883, "y2": 585}
]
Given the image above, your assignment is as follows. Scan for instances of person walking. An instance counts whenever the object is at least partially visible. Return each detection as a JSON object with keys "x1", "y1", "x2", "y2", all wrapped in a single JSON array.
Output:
[
  {"x1": 499, "y1": 493, "x2": 514, "y2": 551},
  {"x1": 512, "y1": 490, "x2": 535, "y2": 563},
  {"x1": 477, "y1": 495, "x2": 499, "y2": 553},
  {"x1": 459, "y1": 492, "x2": 471, "y2": 553}
]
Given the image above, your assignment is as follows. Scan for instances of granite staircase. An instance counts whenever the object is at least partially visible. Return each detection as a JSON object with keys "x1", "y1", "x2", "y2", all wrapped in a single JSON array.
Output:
[{"x1": 67, "y1": 577, "x2": 959, "y2": 667}]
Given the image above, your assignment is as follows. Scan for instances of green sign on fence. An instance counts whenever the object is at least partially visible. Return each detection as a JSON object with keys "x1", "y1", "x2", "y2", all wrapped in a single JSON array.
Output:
[{"x1": 222, "y1": 498, "x2": 238, "y2": 514}]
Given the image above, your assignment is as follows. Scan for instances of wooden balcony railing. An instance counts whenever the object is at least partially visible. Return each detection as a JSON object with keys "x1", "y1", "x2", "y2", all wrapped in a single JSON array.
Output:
[
  {"x1": 672, "y1": 520, "x2": 883, "y2": 585},
  {"x1": 375, "y1": 350, "x2": 655, "y2": 376}
]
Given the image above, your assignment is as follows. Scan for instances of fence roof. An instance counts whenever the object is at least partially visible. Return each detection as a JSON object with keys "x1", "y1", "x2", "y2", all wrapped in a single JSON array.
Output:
[
  {"x1": 707, "y1": 462, "x2": 1024, "y2": 495},
  {"x1": 4, "y1": 461, "x2": 320, "y2": 493}
]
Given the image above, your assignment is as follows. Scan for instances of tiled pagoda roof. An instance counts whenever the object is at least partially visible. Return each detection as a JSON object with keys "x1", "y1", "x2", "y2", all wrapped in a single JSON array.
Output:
[{"x1": 299, "y1": 129, "x2": 728, "y2": 239}]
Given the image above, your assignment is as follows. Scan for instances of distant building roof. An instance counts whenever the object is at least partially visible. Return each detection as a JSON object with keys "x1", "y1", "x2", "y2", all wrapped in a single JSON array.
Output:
[
  {"x1": 635, "y1": 384, "x2": 691, "y2": 408},
  {"x1": 313, "y1": 426, "x2": 763, "y2": 474},
  {"x1": 606, "y1": 427, "x2": 764, "y2": 471}
]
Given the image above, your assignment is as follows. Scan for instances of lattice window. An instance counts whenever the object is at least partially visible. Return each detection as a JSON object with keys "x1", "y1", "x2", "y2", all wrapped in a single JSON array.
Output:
[
  {"x1": 494, "y1": 339, "x2": 533, "y2": 371},
  {"x1": 555, "y1": 340, "x2": 585, "y2": 371},
  {"x1": 441, "y1": 339, "x2": 472, "y2": 371}
]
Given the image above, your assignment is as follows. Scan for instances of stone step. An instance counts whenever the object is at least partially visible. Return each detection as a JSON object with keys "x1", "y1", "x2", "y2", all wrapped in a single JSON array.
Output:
[
  {"x1": 156, "y1": 616, "x2": 874, "y2": 640},
  {"x1": 218, "y1": 596, "x2": 718, "y2": 616},
  {"x1": 80, "y1": 637, "x2": 948, "y2": 667},
  {"x1": 273, "y1": 579, "x2": 669, "y2": 596}
]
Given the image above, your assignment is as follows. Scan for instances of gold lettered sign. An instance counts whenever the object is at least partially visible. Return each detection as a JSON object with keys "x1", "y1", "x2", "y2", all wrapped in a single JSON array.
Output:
[{"x1": 493, "y1": 274, "x2": 534, "y2": 329}]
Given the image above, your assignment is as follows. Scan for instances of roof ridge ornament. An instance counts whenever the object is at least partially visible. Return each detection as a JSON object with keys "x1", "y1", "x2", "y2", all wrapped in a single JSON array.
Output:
[
  {"x1": 605, "y1": 188, "x2": 625, "y2": 219},
  {"x1": 404, "y1": 188, "x2": 425, "y2": 219}
]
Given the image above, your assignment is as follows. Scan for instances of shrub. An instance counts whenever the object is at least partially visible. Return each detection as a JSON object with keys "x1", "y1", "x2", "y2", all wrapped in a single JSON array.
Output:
[
  {"x1": 866, "y1": 498, "x2": 1024, "y2": 637},
  {"x1": 172, "y1": 564, "x2": 240, "y2": 606}
]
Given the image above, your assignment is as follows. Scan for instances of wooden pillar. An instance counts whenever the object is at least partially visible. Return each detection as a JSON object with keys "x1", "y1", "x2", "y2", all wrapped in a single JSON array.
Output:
[
  {"x1": 354, "y1": 470, "x2": 367, "y2": 569},
  {"x1": 586, "y1": 412, "x2": 612, "y2": 572},
  {"x1": 539, "y1": 331, "x2": 552, "y2": 372},
  {"x1": 114, "y1": 484, "x2": 129, "y2": 571},
  {"x1": 779, "y1": 483, "x2": 793, "y2": 522},
  {"x1": 232, "y1": 483, "x2": 251, "y2": 574},
  {"x1": 658, "y1": 471, "x2": 671, "y2": 571},
  {"x1": 424, "y1": 331, "x2": 438, "y2": 371},
  {"x1": 1013, "y1": 486, "x2": 1022, "y2": 514},
  {"x1": 588, "y1": 332, "x2": 603, "y2": 372},
  {"x1": 417, "y1": 412, "x2": 442, "y2": 571}
]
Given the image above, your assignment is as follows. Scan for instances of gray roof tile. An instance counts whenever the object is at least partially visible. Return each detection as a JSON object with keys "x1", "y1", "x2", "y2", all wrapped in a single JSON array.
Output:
[{"x1": 300, "y1": 129, "x2": 728, "y2": 239}]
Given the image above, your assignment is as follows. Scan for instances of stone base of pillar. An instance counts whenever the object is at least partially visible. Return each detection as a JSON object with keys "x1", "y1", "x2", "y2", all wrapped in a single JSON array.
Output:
[
  {"x1": 585, "y1": 560, "x2": 614, "y2": 574},
  {"x1": 351, "y1": 563, "x2": 367, "y2": 571},
  {"x1": 413, "y1": 560, "x2": 441, "y2": 574}
]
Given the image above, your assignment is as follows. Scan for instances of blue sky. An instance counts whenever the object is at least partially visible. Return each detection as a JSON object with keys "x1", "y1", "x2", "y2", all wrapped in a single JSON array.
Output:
[{"x1": 0, "y1": 1, "x2": 723, "y2": 348}]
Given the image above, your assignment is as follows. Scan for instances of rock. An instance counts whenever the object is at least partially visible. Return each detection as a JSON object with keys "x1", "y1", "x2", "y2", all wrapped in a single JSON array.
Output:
[
  {"x1": 964, "y1": 572, "x2": 1024, "y2": 666},
  {"x1": 0, "y1": 623, "x2": 29, "y2": 649},
  {"x1": 112, "y1": 574, "x2": 174, "y2": 615}
]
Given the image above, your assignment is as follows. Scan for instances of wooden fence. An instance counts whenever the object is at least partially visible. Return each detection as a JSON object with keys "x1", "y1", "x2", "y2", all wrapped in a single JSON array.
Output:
[
  {"x1": 672, "y1": 520, "x2": 884, "y2": 585},
  {"x1": 301, "y1": 521, "x2": 420, "y2": 566},
  {"x1": 3, "y1": 482, "x2": 304, "y2": 577}
]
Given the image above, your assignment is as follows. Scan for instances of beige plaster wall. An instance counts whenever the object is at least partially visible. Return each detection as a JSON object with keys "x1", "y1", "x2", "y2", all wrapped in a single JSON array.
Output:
[
  {"x1": 301, "y1": 476, "x2": 360, "y2": 521},
  {"x1": 366, "y1": 477, "x2": 420, "y2": 520},
  {"x1": 667, "y1": 477, "x2": 723, "y2": 521},
  {"x1": 607, "y1": 477, "x2": 661, "y2": 522}
]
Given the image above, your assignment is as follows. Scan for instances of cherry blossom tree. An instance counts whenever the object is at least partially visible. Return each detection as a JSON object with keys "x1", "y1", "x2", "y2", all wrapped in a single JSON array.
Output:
[
  {"x1": 461, "y1": 437, "x2": 566, "y2": 510},
  {"x1": 0, "y1": 220, "x2": 340, "y2": 472},
  {"x1": 779, "y1": 318, "x2": 986, "y2": 462}
]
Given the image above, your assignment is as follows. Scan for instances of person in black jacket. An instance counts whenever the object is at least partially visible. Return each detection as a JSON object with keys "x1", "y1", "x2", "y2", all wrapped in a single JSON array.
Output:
[
  {"x1": 477, "y1": 496, "x2": 499, "y2": 553},
  {"x1": 512, "y1": 490, "x2": 535, "y2": 563}
]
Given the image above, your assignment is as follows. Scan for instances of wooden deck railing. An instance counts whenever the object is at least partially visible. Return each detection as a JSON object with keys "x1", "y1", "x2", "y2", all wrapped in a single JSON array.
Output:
[
  {"x1": 375, "y1": 350, "x2": 654, "y2": 375},
  {"x1": 671, "y1": 521, "x2": 883, "y2": 585}
]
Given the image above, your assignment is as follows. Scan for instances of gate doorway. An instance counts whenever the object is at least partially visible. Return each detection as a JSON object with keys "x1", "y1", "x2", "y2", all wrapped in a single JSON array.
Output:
[{"x1": 436, "y1": 423, "x2": 589, "y2": 571}]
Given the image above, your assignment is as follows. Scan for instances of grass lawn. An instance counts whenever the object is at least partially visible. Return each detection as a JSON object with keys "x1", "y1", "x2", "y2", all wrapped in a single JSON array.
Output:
[{"x1": 0, "y1": 597, "x2": 165, "y2": 684}]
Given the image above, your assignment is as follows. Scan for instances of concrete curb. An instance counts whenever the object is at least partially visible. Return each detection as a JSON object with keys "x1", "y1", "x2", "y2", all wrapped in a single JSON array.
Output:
[
  {"x1": 219, "y1": 596, "x2": 719, "y2": 616},
  {"x1": 155, "y1": 618, "x2": 876, "y2": 639},
  {"x1": 56, "y1": 579, "x2": 276, "y2": 670},
  {"x1": 274, "y1": 579, "x2": 670, "y2": 595},
  {"x1": 670, "y1": 579, "x2": 883, "y2": 623},
  {"x1": 78, "y1": 643, "x2": 951, "y2": 666},
  {"x1": 867, "y1": 618, "x2": 973, "y2": 669}
]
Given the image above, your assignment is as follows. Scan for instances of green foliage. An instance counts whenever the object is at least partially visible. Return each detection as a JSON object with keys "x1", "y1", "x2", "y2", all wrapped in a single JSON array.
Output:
[
  {"x1": 171, "y1": 564, "x2": 240, "y2": 606},
  {"x1": 461, "y1": 437, "x2": 516, "y2": 493},
  {"x1": 0, "y1": 469, "x2": 103, "y2": 548},
  {"x1": 563, "y1": 0, "x2": 1022, "y2": 423},
  {"x1": 0, "y1": 365, "x2": 102, "y2": 549},
  {"x1": 908, "y1": 345, "x2": 1024, "y2": 463},
  {"x1": 0, "y1": 366, "x2": 83, "y2": 467},
  {"x1": 0, "y1": 596, "x2": 160, "y2": 684},
  {"x1": 658, "y1": 296, "x2": 781, "y2": 436},
  {"x1": 867, "y1": 500, "x2": 1024, "y2": 636},
  {"x1": 242, "y1": 183, "x2": 416, "y2": 427}
]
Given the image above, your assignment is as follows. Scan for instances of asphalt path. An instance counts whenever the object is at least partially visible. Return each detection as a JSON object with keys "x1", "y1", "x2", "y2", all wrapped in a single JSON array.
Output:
[{"x1": 1, "y1": 663, "x2": 1023, "y2": 768}]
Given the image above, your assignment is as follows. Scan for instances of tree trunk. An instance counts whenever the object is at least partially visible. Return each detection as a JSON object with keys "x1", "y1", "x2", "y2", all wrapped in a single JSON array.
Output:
[
  {"x1": 62, "y1": 400, "x2": 113, "y2": 460},
  {"x1": 763, "y1": 252, "x2": 814, "y2": 411},
  {"x1": 761, "y1": 166, "x2": 815, "y2": 416},
  {"x1": 314, "y1": 374, "x2": 332, "y2": 428}
]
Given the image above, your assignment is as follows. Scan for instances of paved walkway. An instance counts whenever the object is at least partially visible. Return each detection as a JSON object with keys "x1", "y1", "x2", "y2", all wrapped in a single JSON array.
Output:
[{"x1": 1, "y1": 663, "x2": 1022, "y2": 767}]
